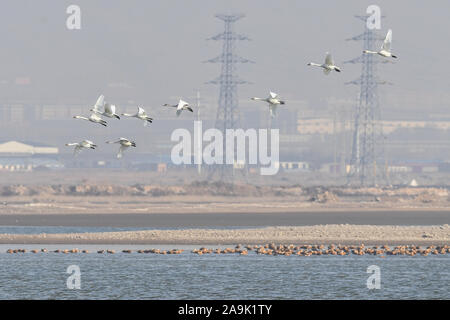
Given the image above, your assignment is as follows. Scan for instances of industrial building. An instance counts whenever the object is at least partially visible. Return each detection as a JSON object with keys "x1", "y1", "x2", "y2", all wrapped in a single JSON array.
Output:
[{"x1": 0, "y1": 141, "x2": 61, "y2": 171}]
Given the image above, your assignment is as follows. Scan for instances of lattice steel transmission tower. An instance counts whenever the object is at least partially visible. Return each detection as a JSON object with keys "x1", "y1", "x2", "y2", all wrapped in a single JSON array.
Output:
[
  {"x1": 344, "y1": 15, "x2": 391, "y2": 186},
  {"x1": 205, "y1": 14, "x2": 253, "y2": 179}
]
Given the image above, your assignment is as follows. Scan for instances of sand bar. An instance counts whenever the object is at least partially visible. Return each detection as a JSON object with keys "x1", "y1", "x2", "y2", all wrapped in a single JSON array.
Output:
[{"x1": 0, "y1": 225, "x2": 449, "y2": 245}]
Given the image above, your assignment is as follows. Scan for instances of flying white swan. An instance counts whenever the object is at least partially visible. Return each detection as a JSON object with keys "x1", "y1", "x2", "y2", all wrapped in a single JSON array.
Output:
[
  {"x1": 73, "y1": 112, "x2": 107, "y2": 127},
  {"x1": 65, "y1": 140, "x2": 97, "y2": 156},
  {"x1": 90, "y1": 95, "x2": 120, "y2": 119},
  {"x1": 251, "y1": 92, "x2": 285, "y2": 118},
  {"x1": 363, "y1": 29, "x2": 397, "y2": 58},
  {"x1": 307, "y1": 52, "x2": 341, "y2": 74},
  {"x1": 163, "y1": 99, "x2": 193, "y2": 117},
  {"x1": 106, "y1": 137, "x2": 136, "y2": 158},
  {"x1": 90, "y1": 95, "x2": 105, "y2": 112},
  {"x1": 121, "y1": 106, "x2": 153, "y2": 126}
]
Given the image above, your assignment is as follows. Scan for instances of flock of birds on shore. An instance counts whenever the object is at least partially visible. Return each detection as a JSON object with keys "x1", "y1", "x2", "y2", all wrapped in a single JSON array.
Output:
[
  {"x1": 6, "y1": 243, "x2": 449, "y2": 257},
  {"x1": 67, "y1": 29, "x2": 397, "y2": 157},
  {"x1": 66, "y1": 95, "x2": 194, "y2": 158}
]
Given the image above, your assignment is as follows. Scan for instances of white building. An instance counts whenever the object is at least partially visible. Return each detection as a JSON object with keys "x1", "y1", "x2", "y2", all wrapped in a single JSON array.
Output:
[{"x1": 0, "y1": 141, "x2": 60, "y2": 171}]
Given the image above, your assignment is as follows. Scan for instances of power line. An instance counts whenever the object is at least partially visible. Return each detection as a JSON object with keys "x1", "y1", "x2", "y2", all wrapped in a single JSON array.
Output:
[
  {"x1": 204, "y1": 14, "x2": 253, "y2": 180},
  {"x1": 344, "y1": 15, "x2": 390, "y2": 186}
]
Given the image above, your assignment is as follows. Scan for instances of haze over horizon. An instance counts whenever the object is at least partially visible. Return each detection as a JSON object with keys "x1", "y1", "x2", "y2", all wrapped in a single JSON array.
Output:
[
  {"x1": 0, "y1": 0, "x2": 449, "y2": 117},
  {"x1": 1, "y1": 0, "x2": 450, "y2": 165}
]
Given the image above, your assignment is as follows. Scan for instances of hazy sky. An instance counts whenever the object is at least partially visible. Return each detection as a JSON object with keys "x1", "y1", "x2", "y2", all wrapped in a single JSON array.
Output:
[{"x1": 1, "y1": 0, "x2": 449, "y2": 119}]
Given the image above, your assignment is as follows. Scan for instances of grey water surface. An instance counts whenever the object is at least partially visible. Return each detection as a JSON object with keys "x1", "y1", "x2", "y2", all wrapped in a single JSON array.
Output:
[{"x1": 0, "y1": 247, "x2": 448, "y2": 299}]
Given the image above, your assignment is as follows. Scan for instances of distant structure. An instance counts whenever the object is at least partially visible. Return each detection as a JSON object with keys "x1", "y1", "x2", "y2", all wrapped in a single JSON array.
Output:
[
  {"x1": 344, "y1": 15, "x2": 390, "y2": 186},
  {"x1": 205, "y1": 14, "x2": 252, "y2": 179},
  {"x1": 0, "y1": 140, "x2": 60, "y2": 171},
  {"x1": 0, "y1": 140, "x2": 59, "y2": 156}
]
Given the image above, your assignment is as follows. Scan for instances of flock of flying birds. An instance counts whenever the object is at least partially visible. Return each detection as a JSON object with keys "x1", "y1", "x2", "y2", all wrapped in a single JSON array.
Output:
[
  {"x1": 67, "y1": 29, "x2": 397, "y2": 158},
  {"x1": 66, "y1": 96, "x2": 193, "y2": 158},
  {"x1": 252, "y1": 29, "x2": 397, "y2": 118}
]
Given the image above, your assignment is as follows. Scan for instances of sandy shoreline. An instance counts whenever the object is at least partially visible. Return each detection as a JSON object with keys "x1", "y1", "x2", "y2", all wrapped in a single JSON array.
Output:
[
  {"x1": 1, "y1": 225, "x2": 449, "y2": 245},
  {"x1": 1, "y1": 183, "x2": 449, "y2": 245},
  {"x1": 2, "y1": 195, "x2": 450, "y2": 216}
]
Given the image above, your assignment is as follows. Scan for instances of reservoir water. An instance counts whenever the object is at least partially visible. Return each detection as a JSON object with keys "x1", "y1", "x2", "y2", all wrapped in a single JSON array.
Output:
[{"x1": 0, "y1": 244, "x2": 448, "y2": 299}]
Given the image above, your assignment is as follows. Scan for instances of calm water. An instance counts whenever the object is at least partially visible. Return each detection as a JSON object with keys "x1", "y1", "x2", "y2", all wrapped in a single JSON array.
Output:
[
  {"x1": 0, "y1": 226, "x2": 250, "y2": 234},
  {"x1": 0, "y1": 245, "x2": 449, "y2": 299}
]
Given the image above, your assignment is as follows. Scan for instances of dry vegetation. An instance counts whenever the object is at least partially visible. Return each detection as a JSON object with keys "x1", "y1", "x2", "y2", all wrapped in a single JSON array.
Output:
[
  {"x1": 1, "y1": 169, "x2": 450, "y2": 214},
  {"x1": 1, "y1": 181, "x2": 448, "y2": 201}
]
